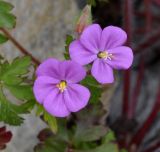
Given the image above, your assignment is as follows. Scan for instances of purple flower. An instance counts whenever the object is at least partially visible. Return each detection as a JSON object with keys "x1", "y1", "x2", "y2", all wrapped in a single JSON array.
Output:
[
  {"x1": 33, "y1": 59, "x2": 90, "y2": 117},
  {"x1": 69, "y1": 24, "x2": 133, "y2": 84}
]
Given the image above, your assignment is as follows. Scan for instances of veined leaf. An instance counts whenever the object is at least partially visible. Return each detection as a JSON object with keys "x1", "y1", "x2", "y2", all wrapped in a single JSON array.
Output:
[
  {"x1": 0, "y1": 33, "x2": 8, "y2": 44},
  {"x1": 0, "y1": 0, "x2": 16, "y2": 28},
  {"x1": 0, "y1": 1, "x2": 14, "y2": 12},
  {"x1": 0, "y1": 56, "x2": 31, "y2": 85}
]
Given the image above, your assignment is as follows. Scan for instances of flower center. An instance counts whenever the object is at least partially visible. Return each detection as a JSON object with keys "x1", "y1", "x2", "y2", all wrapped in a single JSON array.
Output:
[
  {"x1": 56, "y1": 81, "x2": 67, "y2": 92},
  {"x1": 97, "y1": 51, "x2": 113, "y2": 60}
]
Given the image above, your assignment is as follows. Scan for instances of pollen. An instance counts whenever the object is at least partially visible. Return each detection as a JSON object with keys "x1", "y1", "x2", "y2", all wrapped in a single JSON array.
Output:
[
  {"x1": 56, "y1": 81, "x2": 67, "y2": 93},
  {"x1": 98, "y1": 51, "x2": 113, "y2": 60}
]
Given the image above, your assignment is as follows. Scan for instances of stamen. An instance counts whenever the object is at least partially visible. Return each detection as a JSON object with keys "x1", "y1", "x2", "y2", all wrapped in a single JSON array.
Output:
[
  {"x1": 97, "y1": 51, "x2": 113, "y2": 60},
  {"x1": 56, "y1": 81, "x2": 67, "y2": 92}
]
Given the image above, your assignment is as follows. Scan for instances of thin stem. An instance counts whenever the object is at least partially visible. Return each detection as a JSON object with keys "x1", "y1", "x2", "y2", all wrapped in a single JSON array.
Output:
[
  {"x1": 129, "y1": 84, "x2": 160, "y2": 147},
  {"x1": 144, "y1": 0, "x2": 152, "y2": 32},
  {"x1": 0, "y1": 28, "x2": 41, "y2": 65},
  {"x1": 128, "y1": 56, "x2": 145, "y2": 119},
  {"x1": 134, "y1": 28, "x2": 160, "y2": 54},
  {"x1": 122, "y1": 0, "x2": 133, "y2": 117}
]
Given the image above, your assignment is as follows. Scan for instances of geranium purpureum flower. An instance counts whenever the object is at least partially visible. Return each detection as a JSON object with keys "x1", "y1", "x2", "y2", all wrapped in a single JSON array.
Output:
[
  {"x1": 33, "y1": 59, "x2": 90, "y2": 117},
  {"x1": 69, "y1": 24, "x2": 133, "y2": 84}
]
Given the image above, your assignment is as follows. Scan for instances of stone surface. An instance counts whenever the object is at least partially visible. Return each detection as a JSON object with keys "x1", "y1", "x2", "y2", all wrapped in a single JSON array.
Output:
[{"x1": 0, "y1": 0, "x2": 79, "y2": 152}]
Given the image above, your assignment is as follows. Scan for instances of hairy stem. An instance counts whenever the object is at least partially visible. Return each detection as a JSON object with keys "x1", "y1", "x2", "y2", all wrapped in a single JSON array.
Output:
[{"x1": 0, "y1": 28, "x2": 40, "y2": 65}]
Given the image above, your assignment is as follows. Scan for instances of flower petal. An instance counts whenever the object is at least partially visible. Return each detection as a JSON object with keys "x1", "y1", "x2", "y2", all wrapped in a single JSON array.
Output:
[
  {"x1": 69, "y1": 40, "x2": 97, "y2": 65},
  {"x1": 33, "y1": 76, "x2": 59, "y2": 104},
  {"x1": 80, "y1": 24, "x2": 102, "y2": 53},
  {"x1": 44, "y1": 89, "x2": 70, "y2": 117},
  {"x1": 59, "y1": 60, "x2": 86, "y2": 83},
  {"x1": 100, "y1": 26, "x2": 127, "y2": 50},
  {"x1": 36, "y1": 58, "x2": 60, "y2": 79},
  {"x1": 64, "y1": 84, "x2": 90, "y2": 112},
  {"x1": 107, "y1": 46, "x2": 133, "y2": 69},
  {"x1": 91, "y1": 59, "x2": 114, "y2": 84}
]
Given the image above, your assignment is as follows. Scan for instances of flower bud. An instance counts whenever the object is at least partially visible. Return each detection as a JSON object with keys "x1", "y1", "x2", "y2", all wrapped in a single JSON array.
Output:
[{"x1": 75, "y1": 5, "x2": 92, "y2": 34}]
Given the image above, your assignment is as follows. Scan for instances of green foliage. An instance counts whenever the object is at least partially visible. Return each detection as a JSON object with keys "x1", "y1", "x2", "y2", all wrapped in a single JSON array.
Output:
[
  {"x1": 0, "y1": 33, "x2": 8, "y2": 43},
  {"x1": 0, "y1": 0, "x2": 16, "y2": 28},
  {"x1": 64, "y1": 35, "x2": 74, "y2": 60},
  {"x1": 0, "y1": 56, "x2": 35, "y2": 125},
  {"x1": 75, "y1": 130, "x2": 118, "y2": 152},
  {"x1": 74, "y1": 125, "x2": 107, "y2": 142},
  {"x1": 81, "y1": 75, "x2": 103, "y2": 104},
  {"x1": 36, "y1": 104, "x2": 58, "y2": 133},
  {"x1": 87, "y1": 0, "x2": 96, "y2": 7},
  {"x1": 34, "y1": 137, "x2": 67, "y2": 152}
]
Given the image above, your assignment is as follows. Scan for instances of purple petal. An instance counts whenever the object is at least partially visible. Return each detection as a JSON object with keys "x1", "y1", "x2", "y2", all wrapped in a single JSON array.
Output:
[
  {"x1": 107, "y1": 46, "x2": 133, "y2": 69},
  {"x1": 69, "y1": 40, "x2": 97, "y2": 65},
  {"x1": 100, "y1": 26, "x2": 127, "y2": 50},
  {"x1": 44, "y1": 89, "x2": 70, "y2": 117},
  {"x1": 33, "y1": 76, "x2": 59, "y2": 104},
  {"x1": 64, "y1": 84, "x2": 90, "y2": 112},
  {"x1": 80, "y1": 24, "x2": 102, "y2": 53},
  {"x1": 91, "y1": 59, "x2": 114, "y2": 84},
  {"x1": 59, "y1": 60, "x2": 86, "y2": 83},
  {"x1": 36, "y1": 58, "x2": 60, "y2": 79}
]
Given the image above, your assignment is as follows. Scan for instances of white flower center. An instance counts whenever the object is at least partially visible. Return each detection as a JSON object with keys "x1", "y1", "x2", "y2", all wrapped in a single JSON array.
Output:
[{"x1": 97, "y1": 51, "x2": 113, "y2": 60}]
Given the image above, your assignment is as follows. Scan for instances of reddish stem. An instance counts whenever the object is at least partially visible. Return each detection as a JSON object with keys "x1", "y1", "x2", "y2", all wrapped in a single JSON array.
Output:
[
  {"x1": 0, "y1": 28, "x2": 41, "y2": 65},
  {"x1": 143, "y1": 141, "x2": 160, "y2": 152},
  {"x1": 144, "y1": 0, "x2": 152, "y2": 32},
  {"x1": 134, "y1": 28, "x2": 160, "y2": 54},
  {"x1": 134, "y1": 12, "x2": 160, "y2": 22},
  {"x1": 122, "y1": 0, "x2": 133, "y2": 117},
  {"x1": 128, "y1": 56, "x2": 145, "y2": 119},
  {"x1": 129, "y1": 85, "x2": 160, "y2": 147}
]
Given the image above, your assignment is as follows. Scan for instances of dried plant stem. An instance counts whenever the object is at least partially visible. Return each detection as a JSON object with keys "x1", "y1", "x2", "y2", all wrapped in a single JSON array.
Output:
[{"x1": 0, "y1": 28, "x2": 40, "y2": 65}]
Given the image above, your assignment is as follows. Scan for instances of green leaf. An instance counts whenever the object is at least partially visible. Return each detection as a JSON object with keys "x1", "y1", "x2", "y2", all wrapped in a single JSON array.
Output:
[
  {"x1": 0, "y1": 87, "x2": 24, "y2": 125},
  {"x1": 87, "y1": 0, "x2": 96, "y2": 7},
  {"x1": 64, "y1": 35, "x2": 74, "y2": 60},
  {"x1": 34, "y1": 138, "x2": 67, "y2": 152},
  {"x1": 36, "y1": 104, "x2": 58, "y2": 133},
  {"x1": 0, "y1": 33, "x2": 8, "y2": 43},
  {"x1": 74, "y1": 142, "x2": 118, "y2": 152},
  {"x1": 81, "y1": 75, "x2": 102, "y2": 104},
  {"x1": 0, "y1": 56, "x2": 36, "y2": 126},
  {"x1": 0, "y1": 1, "x2": 14, "y2": 12},
  {"x1": 0, "y1": 56, "x2": 31, "y2": 85},
  {"x1": 44, "y1": 111, "x2": 58, "y2": 133},
  {"x1": 6, "y1": 85, "x2": 34, "y2": 100},
  {"x1": 0, "y1": 0, "x2": 16, "y2": 28},
  {"x1": 74, "y1": 125, "x2": 107, "y2": 142},
  {"x1": 104, "y1": 130, "x2": 116, "y2": 143}
]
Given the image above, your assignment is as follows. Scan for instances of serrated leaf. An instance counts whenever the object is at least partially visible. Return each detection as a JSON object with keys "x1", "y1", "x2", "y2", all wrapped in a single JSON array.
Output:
[
  {"x1": 0, "y1": 1, "x2": 14, "y2": 12},
  {"x1": 0, "y1": 33, "x2": 8, "y2": 44},
  {"x1": 81, "y1": 75, "x2": 102, "y2": 104},
  {"x1": 0, "y1": 88, "x2": 24, "y2": 125},
  {"x1": 0, "y1": 56, "x2": 31, "y2": 85},
  {"x1": 0, "y1": 11, "x2": 16, "y2": 28},
  {"x1": 64, "y1": 35, "x2": 74, "y2": 60},
  {"x1": 0, "y1": 1, "x2": 16, "y2": 28},
  {"x1": 6, "y1": 85, "x2": 34, "y2": 100}
]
